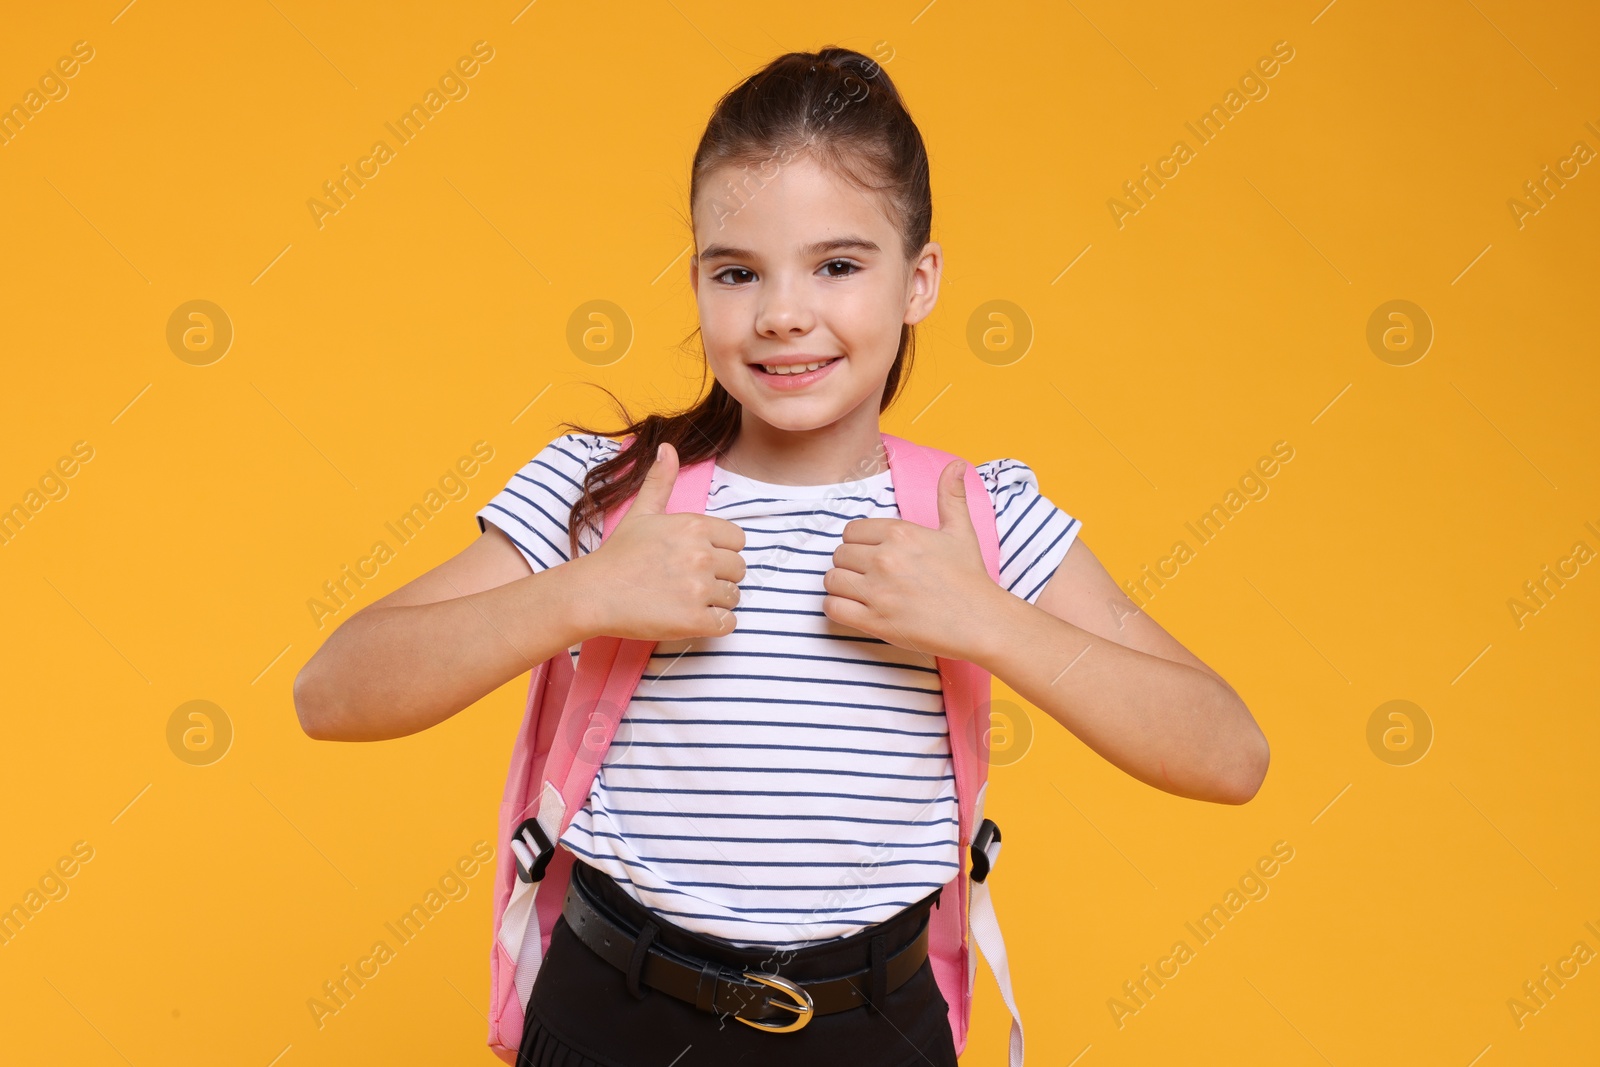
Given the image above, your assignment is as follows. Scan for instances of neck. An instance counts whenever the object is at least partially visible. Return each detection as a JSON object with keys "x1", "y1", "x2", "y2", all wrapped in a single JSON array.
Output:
[{"x1": 719, "y1": 413, "x2": 888, "y2": 486}]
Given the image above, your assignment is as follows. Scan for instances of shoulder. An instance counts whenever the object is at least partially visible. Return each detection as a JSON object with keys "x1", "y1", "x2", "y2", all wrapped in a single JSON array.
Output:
[
  {"x1": 534, "y1": 432, "x2": 623, "y2": 473},
  {"x1": 974, "y1": 457, "x2": 1040, "y2": 489},
  {"x1": 973, "y1": 456, "x2": 1076, "y2": 528},
  {"x1": 972, "y1": 457, "x2": 1084, "y2": 604},
  {"x1": 502, "y1": 433, "x2": 623, "y2": 492},
  {"x1": 973, "y1": 458, "x2": 1044, "y2": 509},
  {"x1": 473, "y1": 432, "x2": 622, "y2": 570}
]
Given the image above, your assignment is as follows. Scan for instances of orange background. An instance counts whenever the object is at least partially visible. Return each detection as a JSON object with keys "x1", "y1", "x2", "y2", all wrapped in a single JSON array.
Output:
[{"x1": 2, "y1": 1, "x2": 1597, "y2": 1064}]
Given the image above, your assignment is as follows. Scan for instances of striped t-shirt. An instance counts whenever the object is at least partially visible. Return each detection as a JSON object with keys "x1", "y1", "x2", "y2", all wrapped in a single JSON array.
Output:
[{"x1": 476, "y1": 433, "x2": 1081, "y2": 948}]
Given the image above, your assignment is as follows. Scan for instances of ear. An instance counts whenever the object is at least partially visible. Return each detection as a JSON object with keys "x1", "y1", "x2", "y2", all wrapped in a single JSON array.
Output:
[{"x1": 903, "y1": 241, "x2": 943, "y2": 326}]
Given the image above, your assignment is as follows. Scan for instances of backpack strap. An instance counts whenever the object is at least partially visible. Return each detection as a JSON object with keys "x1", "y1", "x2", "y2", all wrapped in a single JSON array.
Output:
[
  {"x1": 968, "y1": 781, "x2": 1026, "y2": 1066},
  {"x1": 500, "y1": 436, "x2": 717, "y2": 1008},
  {"x1": 502, "y1": 438, "x2": 723, "y2": 1004},
  {"x1": 881, "y1": 432, "x2": 1024, "y2": 1065},
  {"x1": 538, "y1": 439, "x2": 717, "y2": 842}
]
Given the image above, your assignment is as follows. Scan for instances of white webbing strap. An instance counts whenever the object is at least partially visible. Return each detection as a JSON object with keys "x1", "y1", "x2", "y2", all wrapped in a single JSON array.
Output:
[
  {"x1": 496, "y1": 783, "x2": 566, "y2": 1009},
  {"x1": 970, "y1": 870, "x2": 1025, "y2": 1066},
  {"x1": 968, "y1": 779, "x2": 1024, "y2": 1066},
  {"x1": 498, "y1": 876, "x2": 542, "y2": 1007}
]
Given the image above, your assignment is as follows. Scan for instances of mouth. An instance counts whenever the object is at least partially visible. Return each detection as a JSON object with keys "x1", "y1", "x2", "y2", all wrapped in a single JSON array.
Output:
[{"x1": 751, "y1": 356, "x2": 843, "y2": 389}]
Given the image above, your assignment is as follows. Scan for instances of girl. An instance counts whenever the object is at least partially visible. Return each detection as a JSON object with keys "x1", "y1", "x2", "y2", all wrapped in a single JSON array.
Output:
[{"x1": 295, "y1": 47, "x2": 1268, "y2": 1067}]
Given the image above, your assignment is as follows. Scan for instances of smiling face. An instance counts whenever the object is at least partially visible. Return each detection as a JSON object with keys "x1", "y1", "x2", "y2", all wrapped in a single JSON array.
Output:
[{"x1": 690, "y1": 151, "x2": 941, "y2": 454}]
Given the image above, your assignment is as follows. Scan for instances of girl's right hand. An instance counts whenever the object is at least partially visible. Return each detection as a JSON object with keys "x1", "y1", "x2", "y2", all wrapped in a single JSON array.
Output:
[{"x1": 579, "y1": 442, "x2": 746, "y2": 642}]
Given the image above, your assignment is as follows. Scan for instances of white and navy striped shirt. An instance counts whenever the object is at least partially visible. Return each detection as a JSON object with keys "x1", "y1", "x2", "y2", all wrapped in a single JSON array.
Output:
[{"x1": 476, "y1": 433, "x2": 1081, "y2": 948}]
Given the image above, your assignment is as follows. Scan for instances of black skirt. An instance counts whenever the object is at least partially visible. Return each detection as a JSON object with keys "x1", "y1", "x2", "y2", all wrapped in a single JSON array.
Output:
[{"x1": 518, "y1": 859, "x2": 959, "y2": 1067}]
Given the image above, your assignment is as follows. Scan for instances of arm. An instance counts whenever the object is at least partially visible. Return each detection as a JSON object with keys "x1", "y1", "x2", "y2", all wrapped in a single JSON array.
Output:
[
  {"x1": 293, "y1": 525, "x2": 601, "y2": 742},
  {"x1": 968, "y1": 538, "x2": 1268, "y2": 805}
]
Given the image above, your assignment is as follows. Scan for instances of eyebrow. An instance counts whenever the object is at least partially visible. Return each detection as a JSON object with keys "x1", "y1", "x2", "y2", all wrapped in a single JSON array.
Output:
[{"x1": 696, "y1": 236, "x2": 882, "y2": 262}]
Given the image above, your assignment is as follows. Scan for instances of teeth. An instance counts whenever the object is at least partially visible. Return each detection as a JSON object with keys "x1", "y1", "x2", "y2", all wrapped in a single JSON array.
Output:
[{"x1": 761, "y1": 358, "x2": 835, "y2": 375}]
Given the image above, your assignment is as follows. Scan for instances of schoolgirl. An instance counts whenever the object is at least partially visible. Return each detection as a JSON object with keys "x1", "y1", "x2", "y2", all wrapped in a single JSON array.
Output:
[{"x1": 297, "y1": 45, "x2": 1266, "y2": 1067}]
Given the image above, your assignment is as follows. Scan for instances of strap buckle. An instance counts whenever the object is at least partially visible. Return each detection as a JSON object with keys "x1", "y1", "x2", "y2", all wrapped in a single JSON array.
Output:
[
  {"x1": 510, "y1": 817, "x2": 556, "y2": 883},
  {"x1": 969, "y1": 818, "x2": 1002, "y2": 884},
  {"x1": 734, "y1": 970, "x2": 815, "y2": 1032}
]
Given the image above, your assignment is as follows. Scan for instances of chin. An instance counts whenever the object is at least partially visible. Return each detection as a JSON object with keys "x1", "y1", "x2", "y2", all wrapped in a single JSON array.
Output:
[{"x1": 746, "y1": 404, "x2": 849, "y2": 432}]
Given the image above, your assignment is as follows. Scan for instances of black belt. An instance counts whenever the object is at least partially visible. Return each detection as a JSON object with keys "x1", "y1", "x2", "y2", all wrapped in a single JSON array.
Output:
[{"x1": 560, "y1": 864, "x2": 931, "y2": 1032}]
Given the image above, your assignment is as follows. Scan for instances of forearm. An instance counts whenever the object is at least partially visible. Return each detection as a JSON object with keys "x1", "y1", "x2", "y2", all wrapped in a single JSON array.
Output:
[
  {"x1": 968, "y1": 591, "x2": 1267, "y2": 804},
  {"x1": 295, "y1": 558, "x2": 599, "y2": 742}
]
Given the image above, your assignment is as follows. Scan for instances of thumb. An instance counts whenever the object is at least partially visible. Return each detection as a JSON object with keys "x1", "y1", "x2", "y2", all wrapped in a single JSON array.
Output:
[
  {"x1": 630, "y1": 441, "x2": 679, "y2": 516},
  {"x1": 936, "y1": 459, "x2": 976, "y2": 539}
]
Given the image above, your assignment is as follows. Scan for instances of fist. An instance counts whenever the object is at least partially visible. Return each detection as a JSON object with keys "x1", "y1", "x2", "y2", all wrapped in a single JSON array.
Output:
[
  {"x1": 583, "y1": 442, "x2": 747, "y2": 642},
  {"x1": 822, "y1": 458, "x2": 999, "y2": 660}
]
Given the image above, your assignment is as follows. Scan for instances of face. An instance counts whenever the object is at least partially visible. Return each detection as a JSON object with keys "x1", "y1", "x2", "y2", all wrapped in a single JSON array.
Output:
[{"x1": 689, "y1": 152, "x2": 941, "y2": 436}]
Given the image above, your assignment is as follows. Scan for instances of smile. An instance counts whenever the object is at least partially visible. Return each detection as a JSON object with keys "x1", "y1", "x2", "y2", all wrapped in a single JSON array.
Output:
[{"x1": 751, "y1": 356, "x2": 842, "y2": 390}]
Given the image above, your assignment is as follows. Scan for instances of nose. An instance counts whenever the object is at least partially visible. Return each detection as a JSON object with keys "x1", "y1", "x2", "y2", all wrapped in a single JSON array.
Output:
[{"x1": 753, "y1": 273, "x2": 816, "y2": 338}]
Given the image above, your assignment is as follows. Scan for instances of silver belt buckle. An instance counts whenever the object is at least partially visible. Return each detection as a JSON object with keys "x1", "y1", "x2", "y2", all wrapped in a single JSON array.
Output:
[{"x1": 734, "y1": 970, "x2": 814, "y2": 1032}]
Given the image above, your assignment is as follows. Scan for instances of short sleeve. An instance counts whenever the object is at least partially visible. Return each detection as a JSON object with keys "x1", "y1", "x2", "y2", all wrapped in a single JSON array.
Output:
[
  {"x1": 975, "y1": 458, "x2": 1082, "y2": 605},
  {"x1": 475, "y1": 433, "x2": 621, "y2": 574}
]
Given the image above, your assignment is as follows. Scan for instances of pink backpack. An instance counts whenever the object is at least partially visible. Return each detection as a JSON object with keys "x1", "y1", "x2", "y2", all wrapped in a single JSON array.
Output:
[{"x1": 487, "y1": 431, "x2": 1026, "y2": 1066}]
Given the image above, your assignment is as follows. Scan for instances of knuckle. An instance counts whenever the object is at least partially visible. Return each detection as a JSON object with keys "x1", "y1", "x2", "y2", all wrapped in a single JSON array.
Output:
[{"x1": 716, "y1": 517, "x2": 746, "y2": 547}]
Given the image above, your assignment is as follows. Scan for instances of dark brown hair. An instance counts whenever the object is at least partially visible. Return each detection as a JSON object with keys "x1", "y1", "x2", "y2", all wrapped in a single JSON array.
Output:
[{"x1": 559, "y1": 46, "x2": 933, "y2": 556}]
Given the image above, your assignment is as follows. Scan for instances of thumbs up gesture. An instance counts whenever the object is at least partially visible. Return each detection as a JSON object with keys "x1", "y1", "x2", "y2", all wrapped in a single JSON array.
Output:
[
  {"x1": 823, "y1": 459, "x2": 1002, "y2": 661},
  {"x1": 580, "y1": 442, "x2": 747, "y2": 642}
]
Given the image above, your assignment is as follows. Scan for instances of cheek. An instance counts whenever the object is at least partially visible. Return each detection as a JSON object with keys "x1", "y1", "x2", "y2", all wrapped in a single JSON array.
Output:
[
  {"x1": 697, "y1": 300, "x2": 744, "y2": 355},
  {"x1": 697, "y1": 314, "x2": 751, "y2": 391},
  {"x1": 834, "y1": 292, "x2": 904, "y2": 360},
  {"x1": 704, "y1": 348, "x2": 745, "y2": 394}
]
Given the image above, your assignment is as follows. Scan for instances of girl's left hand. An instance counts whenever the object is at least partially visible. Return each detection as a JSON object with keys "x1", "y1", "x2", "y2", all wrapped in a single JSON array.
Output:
[{"x1": 823, "y1": 459, "x2": 1007, "y2": 661}]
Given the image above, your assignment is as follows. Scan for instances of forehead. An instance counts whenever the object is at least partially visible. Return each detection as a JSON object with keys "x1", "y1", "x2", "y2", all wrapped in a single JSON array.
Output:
[{"x1": 692, "y1": 152, "x2": 897, "y2": 257}]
